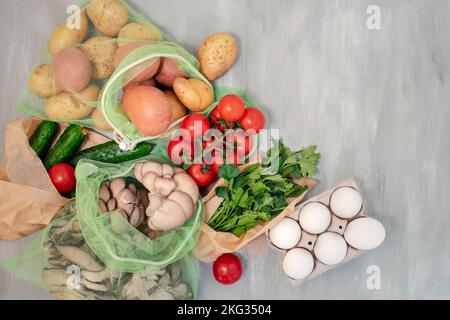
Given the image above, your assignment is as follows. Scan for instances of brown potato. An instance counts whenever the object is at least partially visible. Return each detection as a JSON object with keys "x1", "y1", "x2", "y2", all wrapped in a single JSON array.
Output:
[
  {"x1": 48, "y1": 10, "x2": 89, "y2": 55},
  {"x1": 118, "y1": 22, "x2": 160, "y2": 47},
  {"x1": 92, "y1": 108, "x2": 113, "y2": 131},
  {"x1": 44, "y1": 84, "x2": 99, "y2": 121},
  {"x1": 81, "y1": 36, "x2": 117, "y2": 80},
  {"x1": 164, "y1": 90, "x2": 187, "y2": 122},
  {"x1": 198, "y1": 32, "x2": 238, "y2": 81},
  {"x1": 28, "y1": 64, "x2": 62, "y2": 98},
  {"x1": 173, "y1": 78, "x2": 213, "y2": 112},
  {"x1": 87, "y1": 0, "x2": 129, "y2": 37}
]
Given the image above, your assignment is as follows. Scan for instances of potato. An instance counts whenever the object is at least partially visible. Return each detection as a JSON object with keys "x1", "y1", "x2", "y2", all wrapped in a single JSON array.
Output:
[
  {"x1": 164, "y1": 90, "x2": 187, "y2": 122},
  {"x1": 155, "y1": 58, "x2": 188, "y2": 88},
  {"x1": 53, "y1": 48, "x2": 92, "y2": 92},
  {"x1": 173, "y1": 78, "x2": 213, "y2": 112},
  {"x1": 28, "y1": 64, "x2": 62, "y2": 98},
  {"x1": 48, "y1": 10, "x2": 89, "y2": 55},
  {"x1": 45, "y1": 84, "x2": 99, "y2": 121},
  {"x1": 114, "y1": 42, "x2": 160, "y2": 83},
  {"x1": 122, "y1": 86, "x2": 172, "y2": 136},
  {"x1": 118, "y1": 22, "x2": 160, "y2": 47},
  {"x1": 92, "y1": 108, "x2": 113, "y2": 131},
  {"x1": 81, "y1": 36, "x2": 117, "y2": 80},
  {"x1": 123, "y1": 78, "x2": 156, "y2": 90},
  {"x1": 198, "y1": 32, "x2": 238, "y2": 81},
  {"x1": 87, "y1": 0, "x2": 129, "y2": 37}
]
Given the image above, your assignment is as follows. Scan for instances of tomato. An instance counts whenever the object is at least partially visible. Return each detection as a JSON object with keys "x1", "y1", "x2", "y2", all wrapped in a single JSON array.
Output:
[
  {"x1": 210, "y1": 107, "x2": 222, "y2": 122},
  {"x1": 187, "y1": 164, "x2": 217, "y2": 187},
  {"x1": 213, "y1": 253, "x2": 243, "y2": 285},
  {"x1": 229, "y1": 131, "x2": 253, "y2": 156},
  {"x1": 181, "y1": 114, "x2": 210, "y2": 138},
  {"x1": 211, "y1": 152, "x2": 225, "y2": 174},
  {"x1": 239, "y1": 107, "x2": 266, "y2": 133},
  {"x1": 48, "y1": 163, "x2": 76, "y2": 194},
  {"x1": 217, "y1": 95, "x2": 246, "y2": 122},
  {"x1": 168, "y1": 137, "x2": 193, "y2": 165}
]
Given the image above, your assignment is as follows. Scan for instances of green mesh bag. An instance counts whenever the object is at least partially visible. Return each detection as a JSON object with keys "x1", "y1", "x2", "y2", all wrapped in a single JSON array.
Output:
[
  {"x1": 16, "y1": 0, "x2": 164, "y2": 129},
  {"x1": 1, "y1": 202, "x2": 198, "y2": 300},
  {"x1": 75, "y1": 154, "x2": 204, "y2": 273}
]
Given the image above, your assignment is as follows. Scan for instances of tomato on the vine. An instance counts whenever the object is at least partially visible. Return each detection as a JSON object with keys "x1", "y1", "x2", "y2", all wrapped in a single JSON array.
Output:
[
  {"x1": 48, "y1": 163, "x2": 76, "y2": 194},
  {"x1": 213, "y1": 253, "x2": 243, "y2": 285},
  {"x1": 229, "y1": 131, "x2": 253, "y2": 156},
  {"x1": 240, "y1": 107, "x2": 266, "y2": 133},
  {"x1": 168, "y1": 137, "x2": 193, "y2": 165},
  {"x1": 217, "y1": 94, "x2": 246, "y2": 122},
  {"x1": 181, "y1": 114, "x2": 210, "y2": 138},
  {"x1": 187, "y1": 164, "x2": 217, "y2": 187}
]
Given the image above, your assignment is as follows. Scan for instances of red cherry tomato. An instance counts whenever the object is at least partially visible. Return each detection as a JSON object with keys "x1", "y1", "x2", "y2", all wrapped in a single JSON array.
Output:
[
  {"x1": 210, "y1": 107, "x2": 222, "y2": 122},
  {"x1": 211, "y1": 152, "x2": 225, "y2": 174},
  {"x1": 240, "y1": 107, "x2": 266, "y2": 133},
  {"x1": 213, "y1": 253, "x2": 243, "y2": 285},
  {"x1": 168, "y1": 137, "x2": 193, "y2": 165},
  {"x1": 187, "y1": 164, "x2": 217, "y2": 187},
  {"x1": 217, "y1": 95, "x2": 246, "y2": 122},
  {"x1": 48, "y1": 163, "x2": 76, "y2": 194},
  {"x1": 181, "y1": 114, "x2": 210, "y2": 138}
]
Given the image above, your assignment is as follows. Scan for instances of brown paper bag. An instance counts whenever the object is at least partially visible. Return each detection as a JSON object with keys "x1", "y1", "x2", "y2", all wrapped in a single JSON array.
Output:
[
  {"x1": 194, "y1": 158, "x2": 317, "y2": 262},
  {"x1": 0, "y1": 119, "x2": 109, "y2": 240}
]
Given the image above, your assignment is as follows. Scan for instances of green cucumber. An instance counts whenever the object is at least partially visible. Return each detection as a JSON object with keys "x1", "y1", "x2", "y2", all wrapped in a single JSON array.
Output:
[
  {"x1": 29, "y1": 121, "x2": 58, "y2": 158},
  {"x1": 69, "y1": 141, "x2": 152, "y2": 166},
  {"x1": 43, "y1": 125, "x2": 86, "y2": 170}
]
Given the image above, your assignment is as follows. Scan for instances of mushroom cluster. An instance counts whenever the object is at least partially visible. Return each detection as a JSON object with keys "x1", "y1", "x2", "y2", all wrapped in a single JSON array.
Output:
[
  {"x1": 134, "y1": 161, "x2": 200, "y2": 232},
  {"x1": 98, "y1": 178, "x2": 145, "y2": 228}
]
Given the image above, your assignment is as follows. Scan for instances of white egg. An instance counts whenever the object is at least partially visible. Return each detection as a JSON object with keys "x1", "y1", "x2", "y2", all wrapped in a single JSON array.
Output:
[
  {"x1": 269, "y1": 218, "x2": 302, "y2": 250},
  {"x1": 344, "y1": 217, "x2": 385, "y2": 250},
  {"x1": 299, "y1": 202, "x2": 331, "y2": 234},
  {"x1": 329, "y1": 187, "x2": 363, "y2": 219},
  {"x1": 282, "y1": 248, "x2": 315, "y2": 280},
  {"x1": 314, "y1": 232, "x2": 348, "y2": 265}
]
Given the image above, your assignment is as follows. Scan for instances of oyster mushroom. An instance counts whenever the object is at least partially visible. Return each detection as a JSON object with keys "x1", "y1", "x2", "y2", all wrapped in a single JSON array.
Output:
[
  {"x1": 99, "y1": 183, "x2": 111, "y2": 203},
  {"x1": 117, "y1": 189, "x2": 138, "y2": 216},
  {"x1": 146, "y1": 199, "x2": 187, "y2": 231},
  {"x1": 56, "y1": 246, "x2": 104, "y2": 272},
  {"x1": 106, "y1": 198, "x2": 117, "y2": 212},
  {"x1": 110, "y1": 178, "x2": 126, "y2": 198}
]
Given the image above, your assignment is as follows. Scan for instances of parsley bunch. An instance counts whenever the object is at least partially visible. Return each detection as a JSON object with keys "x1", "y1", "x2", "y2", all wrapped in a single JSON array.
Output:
[{"x1": 208, "y1": 141, "x2": 320, "y2": 236}]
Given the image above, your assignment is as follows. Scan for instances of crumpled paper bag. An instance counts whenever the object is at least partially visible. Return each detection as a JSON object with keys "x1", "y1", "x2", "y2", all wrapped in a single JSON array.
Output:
[
  {"x1": 0, "y1": 118, "x2": 109, "y2": 240},
  {"x1": 194, "y1": 159, "x2": 317, "y2": 262}
]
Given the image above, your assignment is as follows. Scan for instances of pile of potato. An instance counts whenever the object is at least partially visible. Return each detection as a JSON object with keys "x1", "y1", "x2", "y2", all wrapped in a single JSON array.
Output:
[{"x1": 28, "y1": 0, "x2": 239, "y2": 137}]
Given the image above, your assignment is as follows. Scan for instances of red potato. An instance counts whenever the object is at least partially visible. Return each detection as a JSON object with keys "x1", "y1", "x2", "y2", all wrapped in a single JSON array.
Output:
[
  {"x1": 114, "y1": 42, "x2": 160, "y2": 83},
  {"x1": 122, "y1": 86, "x2": 173, "y2": 136},
  {"x1": 123, "y1": 78, "x2": 156, "y2": 91},
  {"x1": 155, "y1": 57, "x2": 188, "y2": 87},
  {"x1": 53, "y1": 48, "x2": 92, "y2": 92}
]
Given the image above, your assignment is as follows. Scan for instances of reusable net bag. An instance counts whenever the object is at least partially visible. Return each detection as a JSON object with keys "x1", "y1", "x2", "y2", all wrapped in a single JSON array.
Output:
[
  {"x1": 100, "y1": 41, "x2": 215, "y2": 147},
  {"x1": 75, "y1": 154, "x2": 204, "y2": 273},
  {"x1": 16, "y1": 0, "x2": 164, "y2": 129},
  {"x1": 1, "y1": 202, "x2": 198, "y2": 300}
]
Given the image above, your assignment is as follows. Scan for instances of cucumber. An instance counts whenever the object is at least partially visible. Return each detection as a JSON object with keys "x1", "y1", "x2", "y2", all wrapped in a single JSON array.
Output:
[
  {"x1": 69, "y1": 141, "x2": 152, "y2": 166},
  {"x1": 43, "y1": 125, "x2": 86, "y2": 170},
  {"x1": 29, "y1": 121, "x2": 58, "y2": 158}
]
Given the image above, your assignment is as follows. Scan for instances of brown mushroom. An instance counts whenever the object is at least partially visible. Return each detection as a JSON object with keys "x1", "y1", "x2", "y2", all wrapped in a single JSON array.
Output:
[
  {"x1": 117, "y1": 189, "x2": 137, "y2": 216},
  {"x1": 110, "y1": 178, "x2": 126, "y2": 198}
]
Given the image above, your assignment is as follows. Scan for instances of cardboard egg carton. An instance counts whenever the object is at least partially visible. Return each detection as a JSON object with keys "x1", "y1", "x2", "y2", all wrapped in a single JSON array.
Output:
[{"x1": 271, "y1": 178, "x2": 383, "y2": 287}]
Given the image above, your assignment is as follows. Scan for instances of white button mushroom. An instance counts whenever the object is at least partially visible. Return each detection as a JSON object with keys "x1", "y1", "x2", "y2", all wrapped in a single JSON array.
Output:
[
  {"x1": 282, "y1": 248, "x2": 315, "y2": 280},
  {"x1": 269, "y1": 218, "x2": 302, "y2": 250},
  {"x1": 313, "y1": 232, "x2": 348, "y2": 265},
  {"x1": 329, "y1": 187, "x2": 363, "y2": 219},
  {"x1": 344, "y1": 217, "x2": 385, "y2": 250},
  {"x1": 298, "y1": 202, "x2": 331, "y2": 234}
]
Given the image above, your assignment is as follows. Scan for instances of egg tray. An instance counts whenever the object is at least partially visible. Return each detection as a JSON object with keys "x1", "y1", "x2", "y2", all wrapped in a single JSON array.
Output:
[{"x1": 270, "y1": 178, "x2": 382, "y2": 287}]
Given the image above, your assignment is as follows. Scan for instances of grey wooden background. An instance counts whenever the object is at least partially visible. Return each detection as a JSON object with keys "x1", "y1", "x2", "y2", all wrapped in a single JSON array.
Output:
[{"x1": 1, "y1": 0, "x2": 449, "y2": 300}]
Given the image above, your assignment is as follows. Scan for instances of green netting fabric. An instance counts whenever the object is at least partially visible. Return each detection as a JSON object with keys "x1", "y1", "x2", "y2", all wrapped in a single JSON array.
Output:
[
  {"x1": 1, "y1": 202, "x2": 198, "y2": 300},
  {"x1": 16, "y1": 0, "x2": 164, "y2": 129},
  {"x1": 75, "y1": 156, "x2": 204, "y2": 273}
]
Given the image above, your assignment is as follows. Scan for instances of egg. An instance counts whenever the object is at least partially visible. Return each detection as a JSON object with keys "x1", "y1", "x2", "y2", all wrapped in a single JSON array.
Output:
[
  {"x1": 269, "y1": 218, "x2": 301, "y2": 250},
  {"x1": 314, "y1": 232, "x2": 347, "y2": 265},
  {"x1": 299, "y1": 202, "x2": 331, "y2": 234},
  {"x1": 282, "y1": 248, "x2": 314, "y2": 280},
  {"x1": 329, "y1": 187, "x2": 363, "y2": 219},
  {"x1": 344, "y1": 217, "x2": 385, "y2": 250}
]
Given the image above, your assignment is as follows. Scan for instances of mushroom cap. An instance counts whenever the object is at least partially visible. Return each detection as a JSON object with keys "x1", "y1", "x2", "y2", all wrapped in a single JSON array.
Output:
[
  {"x1": 148, "y1": 199, "x2": 187, "y2": 231},
  {"x1": 141, "y1": 161, "x2": 162, "y2": 177},
  {"x1": 110, "y1": 178, "x2": 126, "y2": 198},
  {"x1": 173, "y1": 172, "x2": 200, "y2": 204},
  {"x1": 168, "y1": 191, "x2": 194, "y2": 220},
  {"x1": 154, "y1": 177, "x2": 177, "y2": 197},
  {"x1": 117, "y1": 189, "x2": 138, "y2": 216}
]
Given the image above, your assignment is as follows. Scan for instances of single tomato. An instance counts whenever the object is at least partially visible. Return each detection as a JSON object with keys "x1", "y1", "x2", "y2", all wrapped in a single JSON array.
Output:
[
  {"x1": 213, "y1": 253, "x2": 243, "y2": 285},
  {"x1": 240, "y1": 107, "x2": 266, "y2": 133},
  {"x1": 181, "y1": 114, "x2": 210, "y2": 138},
  {"x1": 168, "y1": 137, "x2": 193, "y2": 165},
  {"x1": 229, "y1": 131, "x2": 253, "y2": 156},
  {"x1": 187, "y1": 164, "x2": 217, "y2": 187},
  {"x1": 217, "y1": 94, "x2": 246, "y2": 122},
  {"x1": 210, "y1": 107, "x2": 222, "y2": 122},
  {"x1": 48, "y1": 163, "x2": 76, "y2": 194}
]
